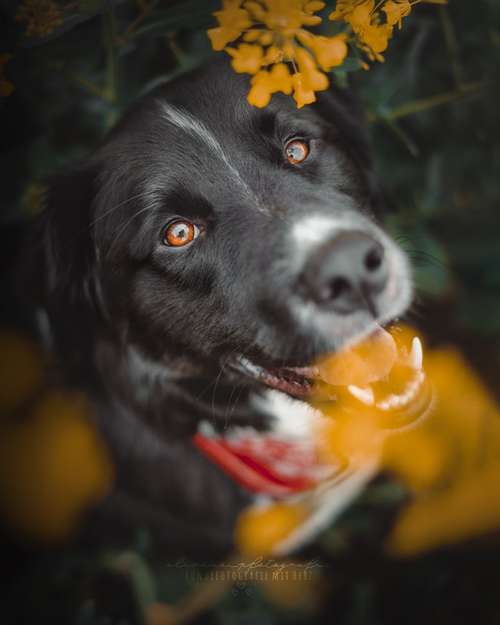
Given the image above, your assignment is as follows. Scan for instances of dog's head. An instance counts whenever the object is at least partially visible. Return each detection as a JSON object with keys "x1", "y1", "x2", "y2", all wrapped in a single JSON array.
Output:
[{"x1": 30, "y1": 59, "x2": 412, "y2": 400}]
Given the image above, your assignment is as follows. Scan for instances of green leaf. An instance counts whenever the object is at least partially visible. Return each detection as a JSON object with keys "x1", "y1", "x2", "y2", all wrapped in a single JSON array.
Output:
[{"x1": 133, "y1": 1, "x2": 219, "y2": 39}]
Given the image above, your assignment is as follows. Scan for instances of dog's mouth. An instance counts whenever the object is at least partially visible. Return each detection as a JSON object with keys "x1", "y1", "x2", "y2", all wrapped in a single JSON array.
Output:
[
  {"x1": 231, "y1": 326, "x2": 428, "y2": 420},
  {"x1": 192, "y1": 326, "x2": 431, "y2": 499},
  {"x1": 232, "y1": 357, "x2": 316, "y2": 398}
]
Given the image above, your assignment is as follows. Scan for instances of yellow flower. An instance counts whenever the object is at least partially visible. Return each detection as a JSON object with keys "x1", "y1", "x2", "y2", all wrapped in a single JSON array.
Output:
[
  {"x1": 283, "y1": 35, "x2": 333, "y2": 107},
  {"x1": 310, "y1": 33, "x2": 349, "y2": 71},
  {"x1": 330, "y1": 0, "x2": 393, "y2": 62},
  {"x1": 16, "y1": 0, "x2": 63, "y2": 38},
  {"x1": 388, "y1": 463, "x2": 500, "y2": 557},
  {"x1": 292, "y1": 72, "x2": 317, "y2": 108},
  {"x1": 346, "y1": 0, "x2": 375, "y2": 31},
  {"x1": 248, "y1": 63, "x2": 293, "y2": 108},
  {"x1": 210, "y1": 0, "x2": 447, "y2": 106},
  {"x1": 0, "y1": 391, "x2": 113, "y2": 542},
  {"x1": 314, "y1": 324, "x2": 500, "y2": 556},
  {"x1": 235, "y1": 501, "x2": 306, "y2": 556},
  {"x1": 383, "y1": 0, "x2": 412, "y2": 28},
  {"x1": 0, "y1": 54, "x2": 14, "y2": 97},
  {"x1": 329, "y1": 0, "x2": 367, "y2": 22},
  {"x1": 329, "y1": 0, "x2": 446, "y2": 64},
  {"x1": 227, "y1": 43, "x2": 264, "y2": 74},
  {"x1": 207, "y1": 1, "x2": 252, "y2": 50},
  {"x1": 208, "y1": 0, "x2": 344, "y2": 108}
]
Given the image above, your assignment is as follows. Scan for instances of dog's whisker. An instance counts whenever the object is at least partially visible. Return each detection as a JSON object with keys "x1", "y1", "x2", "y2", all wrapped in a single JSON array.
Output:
[
  {"x1": 105, "y1": 204, "x2": 156, "y2": 259},
  {"x1": 88, "y1": 191, "x2": 156, "y2": 229}
]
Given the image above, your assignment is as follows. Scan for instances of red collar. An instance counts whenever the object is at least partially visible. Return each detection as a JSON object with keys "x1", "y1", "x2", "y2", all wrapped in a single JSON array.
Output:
[{"x1": 193, "y1": 431, "x2": 333, "y2": 497}]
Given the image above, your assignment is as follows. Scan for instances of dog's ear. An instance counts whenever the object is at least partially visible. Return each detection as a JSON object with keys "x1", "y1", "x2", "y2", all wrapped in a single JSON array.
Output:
[{"x1": 21, "y1": 164, "x2": 106, "y2": 377}]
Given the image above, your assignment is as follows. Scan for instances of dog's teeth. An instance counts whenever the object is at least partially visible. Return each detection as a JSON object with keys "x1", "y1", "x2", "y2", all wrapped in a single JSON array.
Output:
[
  {"x1": 347, "y1": 385, "x2": 375, "y2": 406},
  {"x1": 239, "y1": 356, "x2": 265, "y2": 376},
  {"x1": 291, "y1": 366, "x2": 320, "y2": 378},
  {"x1": 409, "y1": 337, "x2": 423, "y2": 371},
  {"x1": 377, "y1": 394, "x2": 398, "y2": 411}
]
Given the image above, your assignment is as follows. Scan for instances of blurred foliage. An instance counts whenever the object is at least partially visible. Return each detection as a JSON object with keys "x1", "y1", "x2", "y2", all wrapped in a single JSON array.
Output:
[{"x1": 1, "y1": 1, "x2": 500, "y2": 624}]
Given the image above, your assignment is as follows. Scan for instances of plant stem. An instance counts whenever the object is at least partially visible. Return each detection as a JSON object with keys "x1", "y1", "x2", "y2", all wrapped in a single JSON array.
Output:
[
  {"x1": 439, "y1": 5, "x2": 464, "y2": 90},
  {"x1": 369, "y1": 82, "x2": 486, "y2": 123},
  {"x1": 103, "y1": 1, "x2": 118, "y2": 126},
  {"x1": 120, "y1": 0, "x2": 160, "y2": 43}
]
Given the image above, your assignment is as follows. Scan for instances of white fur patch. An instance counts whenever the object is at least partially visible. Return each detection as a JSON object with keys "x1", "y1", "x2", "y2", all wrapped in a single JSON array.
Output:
[
  {"x1": 253, "y1": 389, "x2": 324, "y2": 440},
  {"x1": 159, "y1": 102, "x2": 265, "y2": 212},
  {"x1": 249, "y1": 390, "x2": 378, "y2": 556}
]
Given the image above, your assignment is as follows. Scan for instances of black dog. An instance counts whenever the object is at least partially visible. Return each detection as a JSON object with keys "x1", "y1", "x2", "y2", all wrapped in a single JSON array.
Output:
[{"x1": 22, "y1": 58, "x2": 412, "y2": 558}]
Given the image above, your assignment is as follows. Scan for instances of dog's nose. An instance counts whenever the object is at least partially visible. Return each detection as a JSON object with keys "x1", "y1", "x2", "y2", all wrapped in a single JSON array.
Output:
[{"x1": 300, "y1": 231, "x2": 389, "y2": 316}]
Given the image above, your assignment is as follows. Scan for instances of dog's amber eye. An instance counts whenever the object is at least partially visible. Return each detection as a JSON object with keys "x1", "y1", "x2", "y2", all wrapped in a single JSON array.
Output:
[
  {"x1": 285, "y1": 139, "x2": 309, "y2": 165},
  {"x1": 164, "y1": 220, "x2": 199, "y2": 247}
]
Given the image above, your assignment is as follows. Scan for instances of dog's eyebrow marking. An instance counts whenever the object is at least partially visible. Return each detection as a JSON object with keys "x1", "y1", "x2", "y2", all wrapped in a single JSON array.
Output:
[{"x1": 159, "y1": 101, "x2": 268, "y2": 214}]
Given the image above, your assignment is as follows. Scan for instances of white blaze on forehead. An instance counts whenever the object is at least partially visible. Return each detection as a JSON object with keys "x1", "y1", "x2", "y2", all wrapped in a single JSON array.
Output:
[
  {"x1": 160, "y1": 101, "x2": 226, "y2": 162},
  {"x1": 159, "y1": 101, "x2": 266, "y2": 212}
]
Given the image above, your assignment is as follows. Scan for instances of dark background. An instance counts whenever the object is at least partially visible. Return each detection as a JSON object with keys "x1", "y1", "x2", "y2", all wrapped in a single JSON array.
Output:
[{"x1": 1, "y1": 1, "x2": 500, "y2": 624}]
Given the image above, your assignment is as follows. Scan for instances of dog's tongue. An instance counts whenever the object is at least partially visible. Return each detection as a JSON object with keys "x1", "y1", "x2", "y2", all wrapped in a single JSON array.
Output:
[{"x1": 316, "y1": 327, "x2": 397, "y2": 387}]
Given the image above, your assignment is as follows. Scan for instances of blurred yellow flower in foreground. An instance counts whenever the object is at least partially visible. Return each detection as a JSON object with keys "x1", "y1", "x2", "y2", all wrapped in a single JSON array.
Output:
[
  {"x1": 235, "y1": 325, "x2": 500, "y2": 559},
  {"x1": 0, "y1": 330, "x2": 113, "y2": 542},
  {"x1": 387, "y1": 349, "x2": 500, "y2": 556},
  {"x1": 0, "y1": 331, "x2": 44, "y2": 412},
  {"x1": 0, "y1": 54, "x2": 14, "y2": 97},
  {"x1": 317, "y1": 327, "x2": 500, "y2": 556},
  {"x1": 235, "y1": 501, "x2": 306, "y2": 557},
  {"x1": 0, "y1": 391, "x2": 113, "y2": 541},
  {"x1": 388, "y1": 463, "x2": 500, "y2": 556},
  {"x1": 16, "y1": 0, "x2": 63, "y2": 38},
  {"x1": 208, "y1": 0, "x2": 446, "y2": 107}
]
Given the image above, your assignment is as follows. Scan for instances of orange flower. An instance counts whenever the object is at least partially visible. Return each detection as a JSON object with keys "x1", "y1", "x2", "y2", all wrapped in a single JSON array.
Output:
[
  {"x1": 0, "y1": 391, "x2": 113, "y2": 542},
  {"x1": 388, "y1": 463, "x2": 500, "y2": 557},
  {"x1": 209, "y1": 0, "x2": 446, "y2": 108},
  {"x1": 208, "y1": 0, "x2": 346, "y2": 108},
  {"x1": 383, "y1": 0, "x2": 412, "y2": 28},
  {"x1": 314, "y1": 325, "x2": 500, "y2": 556},
  {"x1": 209, "y1": 0, "x2": 447, "y2": 106},
  {"x1": 248, "y1": 63, "x2": 293, "y2": 107},
  {"x1": 235, "y1": 501, "x2": 306, "y2": 556},
  {"x1": 310, "y1": 33, "x2": 349, "y2": 71},
  {"x1": 234, "y1": 322, "x2": 500, "y2": 558},
  {"x1": 227, "y1": 43, "x2": 264, "y2": 74},
  {"x1": 329, "y1": 0, "x2": 447, "y2": 64},
  {"x1": 207, "y1": 1, "x2": 252, "y2": 50},
  {"x1": 330, "y1": 0, "x2": 393, "y2": 62}
]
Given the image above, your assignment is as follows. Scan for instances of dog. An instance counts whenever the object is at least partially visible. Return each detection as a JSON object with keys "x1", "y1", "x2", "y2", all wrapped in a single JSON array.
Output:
[{"x1": 21, "y1": 57, "x2": 412, "y2": 558}]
